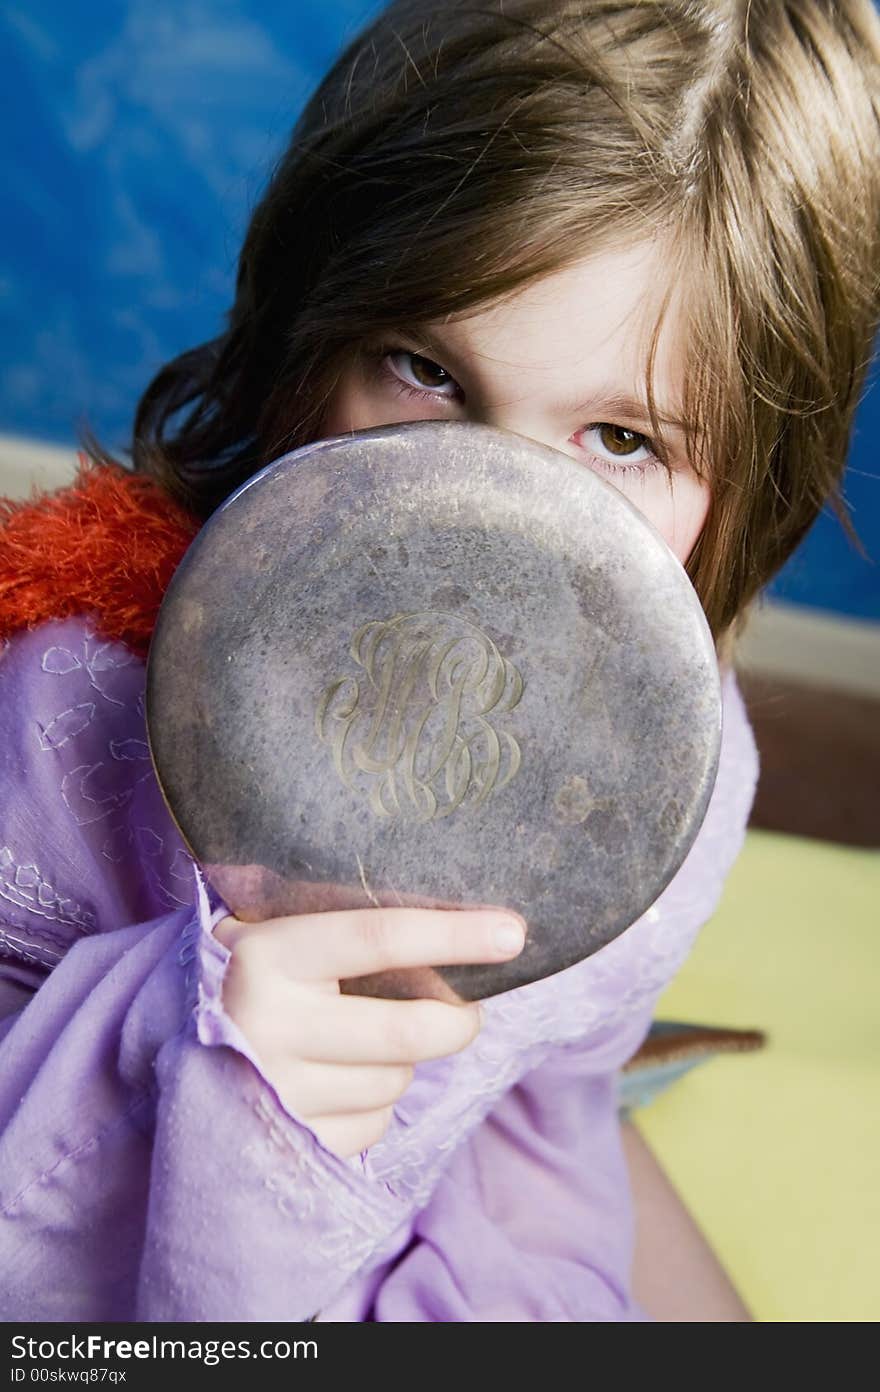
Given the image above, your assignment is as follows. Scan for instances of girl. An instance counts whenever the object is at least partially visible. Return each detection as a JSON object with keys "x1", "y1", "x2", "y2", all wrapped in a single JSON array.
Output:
[{"x1": 1, "y1": 0, "x2": 878, "y2": 1322}]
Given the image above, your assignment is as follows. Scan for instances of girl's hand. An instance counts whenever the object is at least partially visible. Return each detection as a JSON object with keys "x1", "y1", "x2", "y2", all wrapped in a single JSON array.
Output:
[{"x1": 213, "y1": 907, "x2": 526, "y2": 1159}]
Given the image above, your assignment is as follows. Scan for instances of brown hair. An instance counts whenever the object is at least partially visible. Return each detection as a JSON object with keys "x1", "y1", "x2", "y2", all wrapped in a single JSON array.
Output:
[{"x1": 118, "y1": 0, "x2": 880, "y2": 646}]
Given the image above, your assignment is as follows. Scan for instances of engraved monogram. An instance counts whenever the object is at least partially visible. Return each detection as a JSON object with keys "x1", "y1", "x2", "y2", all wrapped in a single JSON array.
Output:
[{"x1": 315, "y1": 611, "x2": 524, "y2": 821}]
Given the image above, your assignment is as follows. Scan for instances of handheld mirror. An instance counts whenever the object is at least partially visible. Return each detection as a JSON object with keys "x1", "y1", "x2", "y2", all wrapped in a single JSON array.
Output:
[{"x1": 146, "y1": 421, "x2": 721, "y2": 1002}]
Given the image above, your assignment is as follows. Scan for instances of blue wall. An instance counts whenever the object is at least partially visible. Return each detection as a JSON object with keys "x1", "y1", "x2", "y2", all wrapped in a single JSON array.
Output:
[{"x1": 1, "y1": 1, "x2": 877, "y2": 621}]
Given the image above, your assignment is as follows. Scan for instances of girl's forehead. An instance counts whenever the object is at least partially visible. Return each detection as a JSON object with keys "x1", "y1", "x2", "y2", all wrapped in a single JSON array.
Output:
[{"x1": 428, "y1": 240, "x2": 687, "y2": 401}]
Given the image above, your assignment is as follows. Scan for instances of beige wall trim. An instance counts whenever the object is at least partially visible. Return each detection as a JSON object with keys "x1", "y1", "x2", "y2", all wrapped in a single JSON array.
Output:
[
  {"x1": 0, "y1": 434, "x2": 79, "y2": 499},
  {"x1": 737, "y1": 600, "x2": 880, "y2": 699},
  {"x1": 1, "y1": 434, "x2": 878, "y2": 696}
]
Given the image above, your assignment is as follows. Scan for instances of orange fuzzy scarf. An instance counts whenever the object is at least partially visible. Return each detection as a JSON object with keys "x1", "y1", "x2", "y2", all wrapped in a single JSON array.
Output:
[{"x1": 0, "y1": 457, "x2": 201, "y2": 658}]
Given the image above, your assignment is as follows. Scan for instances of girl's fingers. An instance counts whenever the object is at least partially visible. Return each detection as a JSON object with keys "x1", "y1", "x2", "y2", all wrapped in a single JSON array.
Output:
[
  {"x1": 308, "y1": 1108, "x2": 395, "y2": 1160},
  {"x1": 220, "y1": 905, "x2": 525, "y2": 983},
  {"x1": 281, "y1": 991, "x2": 482, "y2": 1065},
  {"x1": 276, "y1": 1060, "x2": 415, "y2": 1118}
]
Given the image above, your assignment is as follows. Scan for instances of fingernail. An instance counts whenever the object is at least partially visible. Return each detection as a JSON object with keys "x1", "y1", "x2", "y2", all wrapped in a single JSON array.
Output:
[{"x1": 494, "y1": 919, "x2": 525, "y2": 954}]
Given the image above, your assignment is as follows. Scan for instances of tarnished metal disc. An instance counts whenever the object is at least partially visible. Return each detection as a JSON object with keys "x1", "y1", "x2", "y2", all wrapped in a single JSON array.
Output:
[{"x1": 146, "y1": 421, "x2": 721, "y2": 1002}]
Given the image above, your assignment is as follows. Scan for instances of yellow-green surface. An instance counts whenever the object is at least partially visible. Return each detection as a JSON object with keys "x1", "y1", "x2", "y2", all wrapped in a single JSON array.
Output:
[{"x1": 637, "y1": 828, "x2": 879, "y2": 1323}]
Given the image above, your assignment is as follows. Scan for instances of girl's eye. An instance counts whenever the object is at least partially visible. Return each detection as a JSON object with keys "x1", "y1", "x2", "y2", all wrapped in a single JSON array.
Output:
[
  {"x1": 385, "y1": 350, "x2": 460, "y2": 399},
  {"x1": 573, "y1": 423, "x2": 660, "y2": 474},
  {"x1": 374, "y1": 348, "x2": 666, "y2": 475}
]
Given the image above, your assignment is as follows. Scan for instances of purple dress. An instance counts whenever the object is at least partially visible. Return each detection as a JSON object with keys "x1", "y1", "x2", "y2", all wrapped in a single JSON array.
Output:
[{"x1": 0, "y1": 616, "x2": 758, "y2": 1321}]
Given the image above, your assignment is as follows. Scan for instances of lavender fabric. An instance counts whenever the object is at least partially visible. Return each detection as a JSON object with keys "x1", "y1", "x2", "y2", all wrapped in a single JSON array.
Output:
[{"x1": 0, "y1": 616, "x2": 759, "y2": 1321}]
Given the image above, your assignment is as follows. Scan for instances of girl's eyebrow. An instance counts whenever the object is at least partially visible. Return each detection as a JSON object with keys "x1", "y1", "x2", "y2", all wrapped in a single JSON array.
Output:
[{"x1": 572, "y1": 391, "x2": 691, "y2": 436}]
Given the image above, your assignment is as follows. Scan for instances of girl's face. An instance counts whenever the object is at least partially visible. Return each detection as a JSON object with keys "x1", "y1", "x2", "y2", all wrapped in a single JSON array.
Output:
[{"x1": 320, "y1": 240, "x2": 711, "y2": 564}]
